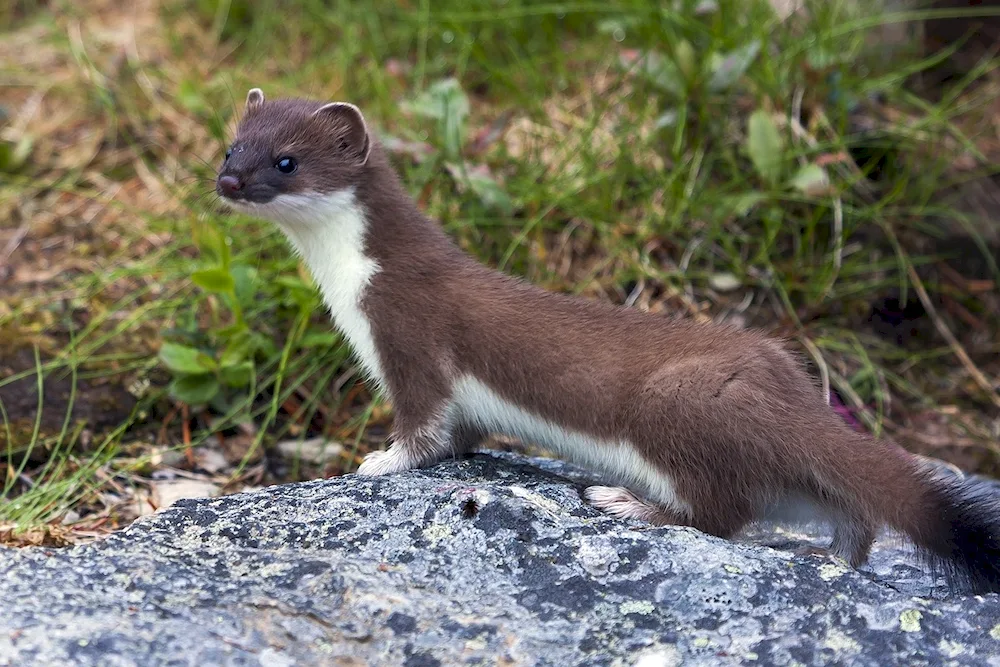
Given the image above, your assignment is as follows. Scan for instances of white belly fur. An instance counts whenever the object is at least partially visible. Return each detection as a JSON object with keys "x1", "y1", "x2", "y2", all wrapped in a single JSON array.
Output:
[{"x1": 451, "y1": 375, "x2": 692, "y2": 517}]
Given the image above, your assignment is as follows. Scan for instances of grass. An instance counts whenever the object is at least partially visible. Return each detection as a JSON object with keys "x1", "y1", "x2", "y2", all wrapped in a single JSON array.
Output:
[{"x1": 1, "y1": 0, "x2": 999, "y2": 543}]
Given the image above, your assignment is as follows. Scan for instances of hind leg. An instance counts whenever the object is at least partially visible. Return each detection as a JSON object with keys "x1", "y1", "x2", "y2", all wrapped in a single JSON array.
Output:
[
  {"x1": 791, "y1": 515, "x2": 875, "y2": 567},
  {"x1": 830, "y1": 515, "x2": 876, "y2": 567},
  {"x1": 584, "y1": 486, "x2": 687, "y2": 526}
]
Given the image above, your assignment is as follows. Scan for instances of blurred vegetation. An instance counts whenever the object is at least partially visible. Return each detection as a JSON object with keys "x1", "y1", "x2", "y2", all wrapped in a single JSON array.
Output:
[{"x1": 1, "y1": 0, "x2": 998, "y2": 543}]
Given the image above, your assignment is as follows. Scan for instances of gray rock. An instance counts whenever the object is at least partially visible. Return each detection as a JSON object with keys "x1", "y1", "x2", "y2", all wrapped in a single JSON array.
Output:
[{"x1": 2, "y1": 451, "x2": 999, "y2": 666}]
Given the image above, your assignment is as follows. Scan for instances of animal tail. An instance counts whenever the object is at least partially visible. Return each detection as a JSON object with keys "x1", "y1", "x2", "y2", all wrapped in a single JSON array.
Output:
[
  {"x1": 819, "y1": 431, "x2": 1000, "y2": 594},
  {"x1": 897, "y1": 464, "x2": 1000, "y2": 594}
]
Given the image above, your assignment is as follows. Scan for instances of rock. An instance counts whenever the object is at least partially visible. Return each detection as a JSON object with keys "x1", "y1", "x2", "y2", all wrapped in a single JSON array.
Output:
[
  {"x1": 275, "y1": 437, "x2": 345, "y2": 465},
  {"x1": 707, "y1": 272, "x2": 741, "y2": 293},
  {"x1": 1, "y1": 451, "x2": 998, "y2": 666}
]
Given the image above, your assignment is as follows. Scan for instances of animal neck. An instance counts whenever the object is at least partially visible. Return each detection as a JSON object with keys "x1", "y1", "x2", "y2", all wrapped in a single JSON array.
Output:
[{"x1": 266, "y1": 188, "x2": 386, "y2": 386}]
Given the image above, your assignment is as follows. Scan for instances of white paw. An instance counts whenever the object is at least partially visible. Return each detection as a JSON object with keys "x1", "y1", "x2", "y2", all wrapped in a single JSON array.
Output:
[
  {"x1": 585, "y1": 485, "x2": 631, "y2": 511},
  {"x1": 356, "y1": 448, "x2": 412, "y2": 476},
  {"x1": 584, "y1": 485, "x2": 650, "y2": 520}
]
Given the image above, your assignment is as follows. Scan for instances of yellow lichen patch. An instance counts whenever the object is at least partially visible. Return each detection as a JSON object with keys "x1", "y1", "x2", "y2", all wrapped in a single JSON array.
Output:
[
  {"x1": 421, "y1": 524, "x2": 453, "y2": 546},
  {"x1": 619, "y1": 600, "x2": 656, "y2": 615},
  {"x1": 938, "y1": 639, "x2": 966, "y2": 658},
  {"x1": 823, "y1": 629, "x2": 860, "y2": 654},
  {"x1": 899, "y1": 609, "x2": 923, "y2": 633},
  {"x1": 818, "y1": 562, "x2": 849, "y2": 580},
  {"x1": 509, "y1": 485, "x2": 562, "y2": 515}
]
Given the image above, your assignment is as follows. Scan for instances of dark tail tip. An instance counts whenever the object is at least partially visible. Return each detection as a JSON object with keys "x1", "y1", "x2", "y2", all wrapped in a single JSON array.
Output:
[{"x1": 917, "y1": 472, "x2": 1000, "y2": 595}]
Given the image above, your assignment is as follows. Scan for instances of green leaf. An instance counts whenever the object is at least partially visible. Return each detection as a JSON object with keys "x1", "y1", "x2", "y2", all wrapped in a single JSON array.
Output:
[
  {"x1": 231, "y1": 264, "x2": 258, "y2": 306},
  {"x1": 274, "y1": 275, "x2": 311, "y2": 288},
  {"x1": 630, "y1": 51, "x2": 686, "y2": 99},
  {"x1": 789, "y1": 163, "x2": 832, "y2": 196},
  {"x1": 673, "y1": 40, "x2": 697, "y2": 81},
  {"x1": 169, "y1": 374, "x2": 220, "y2": 405},
  {"x1": 403, "y1": 78, "x2": 470, "y2": 121},
  {"x1": 219, "y1": 331, "x2": 253, "y2": 367},
  {"x1": 220, "y1": 361, "x2": 254, "y2": 388},
  {"x1": 707, "y1": 40, "x2": 761, "y2": 92},
  {"x1": 445, "y1": 162, "x2": 514, "y2": 214},
  {"x1": 274, "y1": 274, "x2": 319, "y2": 308},
  {"x1": 197, "y1": 352, "x2": 218, "y2": 371},
  {"x1": 215, "y1": 322, "x2": 247, "y2": 339},
  {"x1": 177, "y1": 79, "x2": 207, "y2": 114},
  {"x1": 402, "y1": 78, "x2": 470, "y2": 160},
  {"x1": 250, "y1": 332, "x2": 279, "y2": 358},
  {"x1": 0, "y1": 135, "x2": 33, "y2": 173},
  {"x1": 159, "y1": 342, "x2": 215, "y2": 374},
  {"x1": 467, "y1": 174, "x2": 514, "y2": 214},
  {"x1": 191, "y1": 221, "x2": 230, "y2": 267},
  {"x1": 191, "y1": 268, "x2": 235, "y2": 293},
  {"x1": 724, "y1": 192, "x2": 766, "y2": 218},
  {"x1": 0, "y1": 142, "x2": 13, "y2": 174},
  {"x1": 746, "y1": 110, "x2": 785, "y2": 187},
  {"x1": 299, "y1": 331, "x2": 340, "y2": 348}
]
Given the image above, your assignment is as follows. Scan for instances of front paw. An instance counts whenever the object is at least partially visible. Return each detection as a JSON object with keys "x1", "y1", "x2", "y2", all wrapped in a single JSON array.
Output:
[{"x1": 356, "y1": 448, "x2": 413, "y2": 476}]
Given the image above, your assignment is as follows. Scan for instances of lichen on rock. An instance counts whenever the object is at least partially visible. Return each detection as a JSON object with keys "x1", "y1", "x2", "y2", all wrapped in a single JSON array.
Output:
[{"x1": 1, "y1": 451, "x2": 998, "y2": 666}]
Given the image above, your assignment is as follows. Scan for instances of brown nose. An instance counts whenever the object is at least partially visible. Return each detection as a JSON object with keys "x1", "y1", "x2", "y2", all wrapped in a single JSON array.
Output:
[{"x1": 218, "y1": 175, "x2": 243, "y2": 196}]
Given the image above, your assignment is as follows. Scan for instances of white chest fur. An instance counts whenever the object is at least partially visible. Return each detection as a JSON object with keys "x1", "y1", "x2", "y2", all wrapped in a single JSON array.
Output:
[{"x1": 234, "y1": 190, "x2": 386, "y2": 388}]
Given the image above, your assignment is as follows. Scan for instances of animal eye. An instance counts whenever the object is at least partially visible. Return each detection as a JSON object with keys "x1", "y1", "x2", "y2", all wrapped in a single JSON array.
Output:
[
  {"x1": 275, "y1": 157, "x2": 297, "y2": 174},
  {"x1": 225, "y1": 146, "x2": 233, "y2": 160}
]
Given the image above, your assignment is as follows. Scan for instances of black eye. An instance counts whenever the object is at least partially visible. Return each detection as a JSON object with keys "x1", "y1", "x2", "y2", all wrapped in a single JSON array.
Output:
[
  {"x1": 224, "y1": 146, "x2": 233, "y2": 160},
  {"x1": 275, "y1": 157, "x2": 297, "y2": 174}
]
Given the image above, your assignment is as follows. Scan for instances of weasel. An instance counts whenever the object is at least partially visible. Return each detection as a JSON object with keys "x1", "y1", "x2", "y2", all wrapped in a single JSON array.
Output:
[{"x1": 215, "y1": 88, "x2": 1000, "y2": 594}]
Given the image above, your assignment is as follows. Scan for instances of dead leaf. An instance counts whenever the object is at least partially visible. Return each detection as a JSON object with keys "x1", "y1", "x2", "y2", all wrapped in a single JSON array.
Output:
[
  {"x1": 0, "y1": 522, "x2": 75, "y2": 547},
  {"x1": 814, "y1": 152, "x2": 852, "y2": 167},
  {"x1": 194, "y1": 446, "x2": 230, "y2": 474}
]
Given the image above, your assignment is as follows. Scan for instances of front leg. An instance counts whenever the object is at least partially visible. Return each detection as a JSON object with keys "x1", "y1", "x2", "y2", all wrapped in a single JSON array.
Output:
[
  {"x1": 356, "y1": 421, "x2": 453, "y2": 476},
  {"x1": 357, "y1": 418, "x2": 488, "y2": 476},
  {"x1": 356, "y1": 359, "x2": 456, "y2": 476}
]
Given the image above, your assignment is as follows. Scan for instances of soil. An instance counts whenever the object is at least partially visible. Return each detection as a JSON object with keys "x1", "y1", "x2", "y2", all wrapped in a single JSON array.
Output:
[{"x1": 0, "y1": 345, "x2": 138, "y2": 454}]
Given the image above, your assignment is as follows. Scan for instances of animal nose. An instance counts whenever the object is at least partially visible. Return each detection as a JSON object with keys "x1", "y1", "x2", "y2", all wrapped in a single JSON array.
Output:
[{"x1": 218, "y1": 175, "x2": 243, "y2": 196}]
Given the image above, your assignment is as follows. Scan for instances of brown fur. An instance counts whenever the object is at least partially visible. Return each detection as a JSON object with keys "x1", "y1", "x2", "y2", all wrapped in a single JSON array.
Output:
[{"x1": 216, "y1": 91, "x2": 1000, "y2": 594}]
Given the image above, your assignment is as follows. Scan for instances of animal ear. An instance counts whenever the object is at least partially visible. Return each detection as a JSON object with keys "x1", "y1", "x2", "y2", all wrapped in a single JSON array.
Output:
[
  {"x1": 312, "y1": 102, "x2": 371, "y2": 166},
  {"x1": 246, "y1": 88, "x2": 265, "y2": 112}
]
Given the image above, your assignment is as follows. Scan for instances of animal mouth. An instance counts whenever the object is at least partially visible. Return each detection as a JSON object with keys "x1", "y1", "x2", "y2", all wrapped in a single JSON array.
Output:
[
  {"x1": 215, "y1": 181, "x2": 275, "y2": 206},
  {"x1": 218, "y1": 196, "x2": 248, "y2": 209}
]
